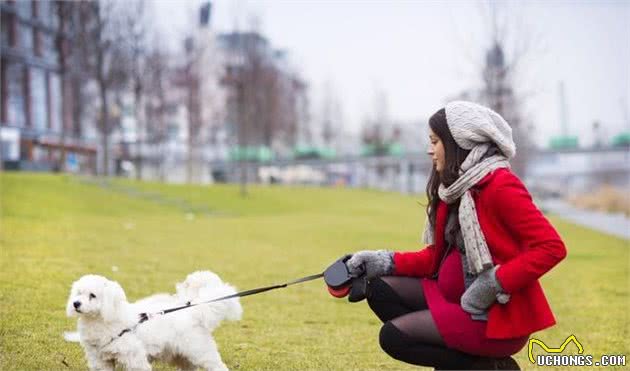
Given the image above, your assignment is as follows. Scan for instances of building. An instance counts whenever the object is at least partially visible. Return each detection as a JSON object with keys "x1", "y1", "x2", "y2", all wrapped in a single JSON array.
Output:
[
  {"x1": 216, "y1": 31, "x2": 308, "y2": 156},
  {"x1": 1, "y1": 1, "x2": 97, "y2": 173},
  {"x1": 116, "y1": 2, "x2": 308, "y2": 184}
]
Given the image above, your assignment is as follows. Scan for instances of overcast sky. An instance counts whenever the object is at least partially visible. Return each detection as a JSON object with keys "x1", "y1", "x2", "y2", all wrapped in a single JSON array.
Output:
[{"x1": 154, "y1": 0, "x2": 630, "y2": 148}]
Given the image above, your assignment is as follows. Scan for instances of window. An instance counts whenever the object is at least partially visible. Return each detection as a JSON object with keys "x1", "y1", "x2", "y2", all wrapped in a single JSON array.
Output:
[
  {"x1": 38, "y1": 1, "x2": 57, "y2": 29},
  {"x1": 1, "y1": 14, "x2": 11, "y2": 48},
  {"x1": 44, "y1": 33, "x2": 58, "y2": 62},
  {"x1": 1, "y1": 59, "x2": 7, "y2": 123},
  {"x1": 5, "y1": 61, "x2": 26, "y2": 127},
  {"x1": 15, "y1": 1, "x2": 31, "y2": 19},
  {"x1": 0, "y1": 14, "x2": 17, "y2": 47},
  {"x1": 34, "y1": 29, "x2": 43, "y2": 57},
  {"x1": 31, "y1": 0, "x2": 38, "y2": 18},
  {"x1": 20, "y1": 23, "x2": 34, "y2": 52},
  {"x1": 48, "y1": 73, "x2": 62, "y2": 133},
  {"x1": 30, "y1": 68, "x2": 47, "y2": 131}
]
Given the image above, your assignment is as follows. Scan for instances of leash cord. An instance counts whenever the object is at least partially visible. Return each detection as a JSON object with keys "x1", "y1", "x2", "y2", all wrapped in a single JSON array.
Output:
[
  {"x1": 143, "y1": 272, "x2": 324, "y2": 320},
  {"x1": 143, "y1": 272, "x2": 324, "y2": 321}
]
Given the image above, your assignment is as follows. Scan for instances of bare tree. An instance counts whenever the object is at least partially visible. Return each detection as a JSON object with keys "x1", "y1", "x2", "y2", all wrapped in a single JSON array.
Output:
[
  {"x1": 53, "y1": 1, "x2": 98, "y2": 173},
  {"x1": 175, "y1": 36, "x2": 204, "y2": 184},
  {"x1": 260, "y1": 62, "x2": 280, "y2": 147},
  {"x1": 259, "y1": 61, "x2": 307, "y2": 152},
  {"x1": 294, "y1": 79, "x2": 312, "y2": 147},
  {"x1": 361, "y1": 88, "x2": 396, "y2": 155},
  {"x1": 320, "y1": 81, "x2": 343, "y2": 149},
  {"x1": 477, "y1": 1, "x2": 538, "y2": 176},
  {"x1": 53, "y1": 1, "x2": 77, "y2": 171},
  {"x1": 285, "y1": 76, "x2": 308, "y2": 148},
  {"x1": 238, "y1": 31, "x2": 264, "y2": 196},
  {"x1": 144, "y1": 41, "x2": 171, "y2": 182},
  {"x1": 77, "y1": 0, "x2": 131, "y2": 176},
  {"x1": 220, "y1": 12, "x2": 308, "y2": 194},
  {"x1": 124, "y1": 0, "x2": 148, "y2": 180}
]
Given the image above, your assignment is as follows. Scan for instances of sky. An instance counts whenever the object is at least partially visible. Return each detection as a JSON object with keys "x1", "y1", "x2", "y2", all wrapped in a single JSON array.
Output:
[{"x1": 154, "y1": 0, "x2": 630, "y2": 148}]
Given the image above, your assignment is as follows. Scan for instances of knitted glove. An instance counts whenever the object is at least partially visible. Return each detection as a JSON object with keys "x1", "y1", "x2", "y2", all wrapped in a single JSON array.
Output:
[
  {"x1": 346, "y1": 250, "x2": 394, "y2": 279},
  {"x1": 460, "y1": 265, "x2": 510, "y2": 315}
]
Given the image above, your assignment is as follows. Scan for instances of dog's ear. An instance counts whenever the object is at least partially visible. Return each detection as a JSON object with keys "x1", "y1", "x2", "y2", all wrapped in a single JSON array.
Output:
[
  {"x1": 100, "y1": 280, "x2": 127, "y2": 322},
  {"x1": 66, "y1": 281, "x2": 78, "y2": 317}
]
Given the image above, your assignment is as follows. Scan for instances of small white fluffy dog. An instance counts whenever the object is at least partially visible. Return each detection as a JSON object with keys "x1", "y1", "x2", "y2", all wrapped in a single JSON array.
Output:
[{"x1": 66, "y1": 271, "x2": 242, "y2": 371}]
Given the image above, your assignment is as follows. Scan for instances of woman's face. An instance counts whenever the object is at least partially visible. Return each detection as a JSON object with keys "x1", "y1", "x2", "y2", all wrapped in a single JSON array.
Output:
[{"x1": 427, "y1": 128, "x2": 445, "y2": 173}]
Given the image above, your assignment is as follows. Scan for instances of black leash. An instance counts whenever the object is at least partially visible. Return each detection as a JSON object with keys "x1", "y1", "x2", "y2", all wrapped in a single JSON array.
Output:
[
  {"x1": 102, "y1": 272, "x2": 325, "y2": 348},
  {"x1": 139, "y1": 272, "x2": 324, "y2": 322}
]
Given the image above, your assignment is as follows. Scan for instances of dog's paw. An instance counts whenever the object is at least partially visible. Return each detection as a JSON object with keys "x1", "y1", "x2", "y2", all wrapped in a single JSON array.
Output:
[{"x1": 63, "y1": 331, "x2": 80, "y2": 342}]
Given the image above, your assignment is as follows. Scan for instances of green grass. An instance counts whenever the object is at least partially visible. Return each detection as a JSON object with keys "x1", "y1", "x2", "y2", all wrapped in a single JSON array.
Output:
[{"x1": 1, "y1": 172, "x2": 628, "y2": 370}]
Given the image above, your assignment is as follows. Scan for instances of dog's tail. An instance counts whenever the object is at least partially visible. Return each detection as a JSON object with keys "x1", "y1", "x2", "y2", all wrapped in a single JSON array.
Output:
[{"x1": 176, "y1": 271, "x2": 243, "y2": 331}]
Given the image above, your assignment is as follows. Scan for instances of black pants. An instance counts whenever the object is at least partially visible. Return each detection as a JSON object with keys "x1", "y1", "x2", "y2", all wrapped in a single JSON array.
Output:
[{"x1": 366, "y1": 276, "x2": 486, "y2": 370}]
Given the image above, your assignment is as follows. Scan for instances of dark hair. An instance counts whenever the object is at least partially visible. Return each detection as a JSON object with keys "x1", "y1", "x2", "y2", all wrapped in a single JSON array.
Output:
[{"x1": 425, "y1": 108, "x2": 470, "y2": 235}]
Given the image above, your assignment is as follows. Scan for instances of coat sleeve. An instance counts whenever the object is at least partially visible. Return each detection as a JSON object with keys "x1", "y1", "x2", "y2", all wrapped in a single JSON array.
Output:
[
  {"x1": 492, "y1": 173, "x2": 567, "y2": 293},
  {"x1": 392, "y1": 245, "x2": 438, "y2": 277}
]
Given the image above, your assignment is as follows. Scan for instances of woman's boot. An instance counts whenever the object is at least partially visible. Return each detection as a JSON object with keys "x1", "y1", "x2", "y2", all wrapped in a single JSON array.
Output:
[{"x1": 467, "y1": 356, "x2": 520, "y2": 370}]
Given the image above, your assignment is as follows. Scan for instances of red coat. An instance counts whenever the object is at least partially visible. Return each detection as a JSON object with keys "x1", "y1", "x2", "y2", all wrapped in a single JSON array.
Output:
[{"x1": 393, "y1": 168, "x2": 567, "y2": 339}]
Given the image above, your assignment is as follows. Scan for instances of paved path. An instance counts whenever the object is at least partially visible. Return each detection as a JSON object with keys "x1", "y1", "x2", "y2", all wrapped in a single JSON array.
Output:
[{"x1": 541, "y1": 199, "x2": 630, "y2": 240}]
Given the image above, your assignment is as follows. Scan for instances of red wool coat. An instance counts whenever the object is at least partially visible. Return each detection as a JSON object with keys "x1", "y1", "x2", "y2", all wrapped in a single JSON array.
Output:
[{"x1": 393, "y1": 168, "x2": 567, "y2": 339}]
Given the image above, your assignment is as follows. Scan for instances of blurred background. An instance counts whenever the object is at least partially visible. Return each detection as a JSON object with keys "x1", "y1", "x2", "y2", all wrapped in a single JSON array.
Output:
[
  {"x1": 1, "y1": 2, "x2": 629, "y2": 370},
  {"x1": 0, "y1": 0, "x2": 628, "y2": 234}
]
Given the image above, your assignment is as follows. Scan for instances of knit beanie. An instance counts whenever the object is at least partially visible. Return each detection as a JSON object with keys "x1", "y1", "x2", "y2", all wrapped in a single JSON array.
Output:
[{"x1": 445, "y1": 101, "x2": 516, "y2": 159}]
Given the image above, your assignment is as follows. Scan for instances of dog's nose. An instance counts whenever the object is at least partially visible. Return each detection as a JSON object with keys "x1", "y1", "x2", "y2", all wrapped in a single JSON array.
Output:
[{"x1": 73, "y1": 301, "x2": 81, "y2": 309}]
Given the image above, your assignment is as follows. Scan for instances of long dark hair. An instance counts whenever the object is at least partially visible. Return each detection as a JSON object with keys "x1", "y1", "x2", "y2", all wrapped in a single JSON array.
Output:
[{"x1": 425, "y1": 108, "x2": 470, "y2": 233}]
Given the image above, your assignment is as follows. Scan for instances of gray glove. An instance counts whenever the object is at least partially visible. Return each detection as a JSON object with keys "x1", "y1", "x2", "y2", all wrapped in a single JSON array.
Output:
[
  {"x1": 460, "y1": 265, "x2": 510, "y2": 315},
  {"x1": 346, "y1": 250, "x2": 394, "y2": 279}
]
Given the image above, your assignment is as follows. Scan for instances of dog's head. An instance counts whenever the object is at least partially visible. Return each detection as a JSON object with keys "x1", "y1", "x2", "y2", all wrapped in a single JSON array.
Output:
[{"x1": 66, "y1": 275, "x2": 127, "y2": 322}]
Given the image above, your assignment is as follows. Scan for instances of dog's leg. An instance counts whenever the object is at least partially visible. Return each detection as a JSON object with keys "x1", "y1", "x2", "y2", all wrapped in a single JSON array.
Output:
[
  {"x1": 117, "y1": 353, "x2": 151, "y2": 371},
  {"x1": 113, "y1": 338, "x2": 152, "y2": 371},
  {"x1": 117, "y1": 350, "x2": 151, "y2": 371},
  {"x1": 181, "y1": 335, "x2": 229, "y2": 371},
  {"x1": 85, "y1": 351, "x2": 115, "y2": 371}
]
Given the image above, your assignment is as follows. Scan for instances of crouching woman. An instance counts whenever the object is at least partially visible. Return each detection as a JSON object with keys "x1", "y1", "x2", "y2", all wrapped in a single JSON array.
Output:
[{"x1": 346, "y1": 101, "x2": 567, "y2": 370}]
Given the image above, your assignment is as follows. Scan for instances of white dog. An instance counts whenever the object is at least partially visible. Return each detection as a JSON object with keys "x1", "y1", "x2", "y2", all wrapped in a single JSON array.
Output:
[{"x1": 66, "y1": 271, "x2": 242, "y2": 371}]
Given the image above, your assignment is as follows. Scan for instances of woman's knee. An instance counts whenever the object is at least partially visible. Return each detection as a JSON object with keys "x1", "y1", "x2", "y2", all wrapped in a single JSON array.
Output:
[
  {"x1": 367, "y1": 276, "x2": 398, "y2": 303},
  {"x1": 378, "y1": 321, "x2": 409, "y2": 356}
]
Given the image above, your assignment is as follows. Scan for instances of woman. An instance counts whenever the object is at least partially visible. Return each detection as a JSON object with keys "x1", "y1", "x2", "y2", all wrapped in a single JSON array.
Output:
[{"x1": 346, "y1": 101, "x2": 567, "y2": 370}]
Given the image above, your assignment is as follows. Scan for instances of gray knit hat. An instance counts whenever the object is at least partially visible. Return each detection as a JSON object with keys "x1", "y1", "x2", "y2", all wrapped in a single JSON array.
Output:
[{"x1": 445, "y1": 101, "x2": 516, "y2": 159}]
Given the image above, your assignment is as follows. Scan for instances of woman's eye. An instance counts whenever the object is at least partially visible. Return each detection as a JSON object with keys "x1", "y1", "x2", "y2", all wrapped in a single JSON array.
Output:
[{"x1": 89, "y1": 293, "x2": 96, "y2": 299}]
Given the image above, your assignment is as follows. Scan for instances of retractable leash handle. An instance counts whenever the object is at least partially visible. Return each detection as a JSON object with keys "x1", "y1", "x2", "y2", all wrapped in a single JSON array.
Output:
[{"x1": 323, "y1": 255, "x2": 368, "y2": 302}]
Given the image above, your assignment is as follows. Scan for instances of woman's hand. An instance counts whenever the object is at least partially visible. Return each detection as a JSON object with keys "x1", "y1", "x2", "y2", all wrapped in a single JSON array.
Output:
[
  {"x1": 346, "y1": 250, "x2": 394, "y2": 278},
  {"x1": 460, "y1": 265, "x2": 510, "y2": 314}
]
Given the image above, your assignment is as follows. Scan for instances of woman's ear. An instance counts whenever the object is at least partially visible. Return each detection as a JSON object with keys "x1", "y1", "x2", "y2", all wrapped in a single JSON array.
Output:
[
  {"x1": 100, "y1": 280, "x2": 127, "y2": 322},
  {"x1": 66, "y1": 282, "x2": 78, "y2": 317}
]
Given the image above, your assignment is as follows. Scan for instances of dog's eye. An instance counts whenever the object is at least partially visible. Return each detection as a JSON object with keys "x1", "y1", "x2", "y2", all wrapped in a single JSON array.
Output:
[{"x1": 89, "y1": 293, "x2": 96, "y2": 299}]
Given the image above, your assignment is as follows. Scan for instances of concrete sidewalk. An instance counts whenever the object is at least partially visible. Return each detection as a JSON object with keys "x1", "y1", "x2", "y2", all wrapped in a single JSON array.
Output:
[{"x1": 541, "y1": 199, "x2": 630, "y2": 240}]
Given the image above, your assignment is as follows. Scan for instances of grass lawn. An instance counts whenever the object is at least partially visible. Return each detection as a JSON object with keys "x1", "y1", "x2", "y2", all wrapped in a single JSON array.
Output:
[{"x1": 1, "y1": 172, "x2": 628, "y2": 370}]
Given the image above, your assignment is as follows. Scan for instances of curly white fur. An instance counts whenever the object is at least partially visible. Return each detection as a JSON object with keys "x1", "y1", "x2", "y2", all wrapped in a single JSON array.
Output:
[{"x1": 66, "y1": 271, "x2": 242, "y2": 371}]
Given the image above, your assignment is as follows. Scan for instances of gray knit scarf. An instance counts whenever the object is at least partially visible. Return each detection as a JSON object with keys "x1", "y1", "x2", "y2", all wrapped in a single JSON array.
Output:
[{"x1": 422, "y1": 143, "x2": 510, "y2": 275}]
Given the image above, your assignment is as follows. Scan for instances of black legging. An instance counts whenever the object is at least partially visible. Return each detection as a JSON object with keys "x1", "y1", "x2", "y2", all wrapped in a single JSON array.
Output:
[{"x1": 367, "y1": 276, "x2": 483, "y2": 370}]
